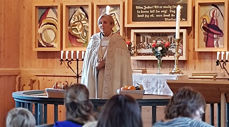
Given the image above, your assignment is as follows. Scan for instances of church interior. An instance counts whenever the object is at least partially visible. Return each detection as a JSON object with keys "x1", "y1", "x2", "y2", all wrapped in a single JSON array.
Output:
[{"x1": 1, "y1": 0, "x2": 229, "y2": 126}]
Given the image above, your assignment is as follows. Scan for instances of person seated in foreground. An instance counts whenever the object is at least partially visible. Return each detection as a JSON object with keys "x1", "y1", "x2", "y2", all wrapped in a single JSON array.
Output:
[
  {"x1": 6, "y1": 107, "x2": 36, "y2": 127},
  {"x1": 153, "y1": 87, "x2": 213, "y2": 127},
  {"x1": 95, "y1": 94, "x2": 142, "y2": 127},
  {"x1": 54, "y1": 83, "x2": 95, "y2": 127}
]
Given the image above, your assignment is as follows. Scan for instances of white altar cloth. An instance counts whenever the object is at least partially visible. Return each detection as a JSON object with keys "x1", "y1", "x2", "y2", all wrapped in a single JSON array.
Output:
[{"x1": 132, "y1": 73, "x2": 179, "y2": 96}]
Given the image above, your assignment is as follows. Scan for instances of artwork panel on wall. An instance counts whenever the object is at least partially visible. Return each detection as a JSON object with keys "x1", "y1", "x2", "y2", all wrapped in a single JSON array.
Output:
[
  {"x1": 32, "y1": 1, "x2": 61, "y2": 51},
  {"x1": 130, "y1": 29, "x2": 187, "y2": 60},
  {"x1": 63, "y1": 2, "x2": 92, "y2": 51},
  {"x1": 94, "y1": 1, "x2": 123, "y2": 35},
  {"x1": 125, "y1": 0, "x2": 192, "y2": 27},
  {"x1": 195, "y1": 0, "x2": 228, "y2": 52}
]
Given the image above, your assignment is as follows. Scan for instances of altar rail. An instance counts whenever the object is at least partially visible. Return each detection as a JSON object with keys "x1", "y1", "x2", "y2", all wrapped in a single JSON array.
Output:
[{"x1": 12, "y1": 90, "x2": 220, "y2": 126}]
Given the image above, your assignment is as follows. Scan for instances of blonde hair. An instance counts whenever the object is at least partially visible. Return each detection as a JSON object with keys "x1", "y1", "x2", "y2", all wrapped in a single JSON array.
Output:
[
  {"x1": 97, "y1": 14, "x2": 114, "y2": 26},
  {"x1": 6, "y1": 108, "x2": 36, "y2": 127}
]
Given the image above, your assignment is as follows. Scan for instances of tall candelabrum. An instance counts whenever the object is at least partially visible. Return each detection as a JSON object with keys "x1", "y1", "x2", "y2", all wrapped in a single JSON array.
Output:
[
  {"x1": 170, "y1": 39, "x2": 183, "y2": 74},
  {"x1": 216, "y1": 51, "x2": 229, "y2": 76},
  {"x1": 60, "y1": 51, "x2": 85, "y2": 83}
]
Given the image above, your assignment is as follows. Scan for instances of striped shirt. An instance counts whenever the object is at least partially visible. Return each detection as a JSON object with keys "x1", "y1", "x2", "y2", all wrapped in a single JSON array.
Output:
[{"x1": 153, "y1": 117, "x2": 214, "y2": 127}]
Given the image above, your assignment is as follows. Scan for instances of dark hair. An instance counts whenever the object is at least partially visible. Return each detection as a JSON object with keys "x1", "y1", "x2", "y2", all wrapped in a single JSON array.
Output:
[
  {"x1": 65, "y1": 83, "x2": 94, "y2": 123},
  {"x1": 6, "y1": 107, "x2": 36, "y2": 127},
  {"x1": 97, "y1": 94, "x2": 143, "y2": 127},
  {"x1": 165, "y1": 87, "x2": 206, "y2": 119}
]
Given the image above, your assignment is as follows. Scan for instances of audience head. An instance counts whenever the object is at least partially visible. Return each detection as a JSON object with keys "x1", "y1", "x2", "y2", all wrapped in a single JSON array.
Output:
[
  {"x1": 97, "y1": 94, "x2": 143, "y2": 127},
  {"x1": 6, "y1": 107, "x2": 36, "y2": 127},
  {"x1": 65, "y1": 83, "x2": 94, "y2": 123},
  {"x1": 97, "y1": 14, "x2": 114, "y2": 36},
  {"x1": 165, "y1": 87, "x2": 206, "y2": 121}
]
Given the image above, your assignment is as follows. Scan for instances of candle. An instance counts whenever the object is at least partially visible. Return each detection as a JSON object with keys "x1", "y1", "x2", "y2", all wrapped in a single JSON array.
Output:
[
  {"x1": 76, "y1": 51, "x2": 79, "y2": 59},
  {"x1": 140, "y1": 35, "x2": 143, "y2": 42},
  {"x1": 82, "y1": 51, "x2": 85, "y2": 59},
  {"x1": 106, "y1": 5, "x2": 110, "y2": 15},
  {"x1": 226, "y1": 51, "x2": 229, "y2": 60},
  {"x1": 71, "y1": 50, "x2": 74, "y2": 59},
  {"x1": 66, "y1": 51, "x2": 69, "y2": 59},
  {"x1": 221, "y1": 51, "x2": 224, "y2": 60},
  {"x1": 61, "y1": 51, "x2": 64, "y2": 60},
  {"x1": 175, "y1": 5, "x2": 181, "y2": 39},
  {"x1": 217, "y1": 51, "x2": 220, "y2": 60}
]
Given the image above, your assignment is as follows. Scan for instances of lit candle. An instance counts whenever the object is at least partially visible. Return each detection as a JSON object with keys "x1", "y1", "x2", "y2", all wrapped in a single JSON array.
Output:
[
  {"x1": 61, "y1": 51, "x2": 64, "y2": 60},
  {"x1": 76, "y1": 51, "x2": 79, "y2": 59},
  {"x1": 175, "y1": 5, "x2": 181, "y2": 39},
  {"x1": 66, "y1": 51, "x2": 69, "y2": 59},
  {"x1": 106, "y1": 5, "x2": 110, "y2": 15},
  {"x1": 221, "y1": 51, "x2": 224, "y2": 60},
  {"x1": 226, "y1": 51, "x2": 229, "y2": 60},
  {"x1": 82, "y1": 51, "x2": 85, "y2": 59},
  {"x1": 71, "y1": 50, "x2": 74, "y2": 59},
  {"x1": 217, "y1": 51, "x2": 220, "y2": 60}
]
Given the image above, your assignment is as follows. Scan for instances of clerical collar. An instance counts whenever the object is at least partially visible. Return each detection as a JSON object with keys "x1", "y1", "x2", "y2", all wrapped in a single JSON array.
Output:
[{"x1": 100, "y1": 32, "x2": 113, "y2": 39}]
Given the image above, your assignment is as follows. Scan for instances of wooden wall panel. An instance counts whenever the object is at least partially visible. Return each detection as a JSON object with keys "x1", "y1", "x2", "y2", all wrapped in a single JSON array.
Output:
[
  {"x1": 0, "y1": 0, "x2": 20, "y2": 126},
  {"x1": 0, "y1": 0, "x2": 19, "y2": 68},
  {"x1": 0, "y1": 75, "x2": 18, "y2": 127}
]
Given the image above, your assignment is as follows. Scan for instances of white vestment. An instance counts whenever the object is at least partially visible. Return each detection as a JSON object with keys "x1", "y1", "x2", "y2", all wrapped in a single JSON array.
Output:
[{"x1": 81, "y1": 33, "x2": 133, "y2": 98}]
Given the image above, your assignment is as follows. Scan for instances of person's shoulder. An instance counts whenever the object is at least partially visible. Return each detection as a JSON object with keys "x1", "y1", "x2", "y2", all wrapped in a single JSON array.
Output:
[
  {"x1": 82, "y1": 121, "x2": 98, "y2": 127},
  {"x1": 174, "y1": 117, "x2": 213, "y2": 127},
  {"x1": 153, "y1": 118, "x2": 191, "y2": 127},
  {"x1": 90, "y1": 33, "x2": 100, "y2": 39},
  {"x1": 110, "y1": 33, "x2": 125, "y2": 46},
  {"x1": 187, "y1": 118, "x2": 214, "y2": 127},
  {"x1": 154, "y1": 117, "x2": 213, "y2": 127},
  {"x1": 112, "y1": 33, "x2": 124, "y2": 40},
  {"x1": 54, "y1": 120, "x2": 82, "y2": 127}
]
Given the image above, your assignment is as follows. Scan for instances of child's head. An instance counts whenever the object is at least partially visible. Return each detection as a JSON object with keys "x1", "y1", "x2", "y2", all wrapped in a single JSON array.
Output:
[{"x1": 6, "y1": 107, "x2": 36, "y2": 127}]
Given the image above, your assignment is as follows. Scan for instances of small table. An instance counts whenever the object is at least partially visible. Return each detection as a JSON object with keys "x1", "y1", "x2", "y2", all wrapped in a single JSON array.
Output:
[{"x1": 132, "y1": 73, "x2": 180, "y2": 96}]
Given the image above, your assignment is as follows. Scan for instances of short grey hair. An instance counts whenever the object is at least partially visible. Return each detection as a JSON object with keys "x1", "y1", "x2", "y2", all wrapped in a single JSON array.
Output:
[
  {"x1": 97, "y1": 14, "x2": 114, "y2": 26},
  {"x1": 6, "y1": 108, "x2": 36, "y2": 127}
]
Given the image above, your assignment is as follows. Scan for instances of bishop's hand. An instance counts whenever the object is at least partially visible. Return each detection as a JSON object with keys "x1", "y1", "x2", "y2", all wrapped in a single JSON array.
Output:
[{"x1": 96, "y1": 59, "x2": 105, "y2": 70}]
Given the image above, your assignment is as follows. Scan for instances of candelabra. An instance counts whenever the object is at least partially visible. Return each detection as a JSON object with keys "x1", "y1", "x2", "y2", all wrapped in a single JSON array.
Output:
[
  {"x1": 216, "y1": 59, "x2": 229, "y2": 76},
  {"x1": 60, "y1": 57, "x2": 84, "y2": 83},
  {"x1": 170, "y1": 39, "x2": 183, "y2": 74}
]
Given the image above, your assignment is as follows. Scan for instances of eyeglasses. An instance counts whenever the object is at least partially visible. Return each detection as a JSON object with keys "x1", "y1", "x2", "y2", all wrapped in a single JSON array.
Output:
[{"x1": 197, "y1": 107, "x2": 205, "y2": 118}]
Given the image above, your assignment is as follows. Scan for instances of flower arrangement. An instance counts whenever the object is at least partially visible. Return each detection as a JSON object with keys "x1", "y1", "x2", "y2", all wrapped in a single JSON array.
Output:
[
  {"x1": 152, "y1": 39, "x2": 171, "y2": 73},
  {"x1": 126, "y1": 41, "x2": 135, "y2": 56},
  {"x1": 152, "y1": 40, "x2": 170, "y2": 60}
]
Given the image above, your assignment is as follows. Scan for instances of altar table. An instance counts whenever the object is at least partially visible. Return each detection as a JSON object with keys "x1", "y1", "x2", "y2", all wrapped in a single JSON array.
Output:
[{"x1": 132, "y1": 73, "x2": 181, "y2": 96}]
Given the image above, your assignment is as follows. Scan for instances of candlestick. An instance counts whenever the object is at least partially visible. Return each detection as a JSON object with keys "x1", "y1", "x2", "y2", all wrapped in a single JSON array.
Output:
[
  {"x1": 71, "y1": 50, "x2": 74, "y2": 59},
  {"x1": 175, "y1": 5, "x2": 181, "y2": 39},
  {"x1": 66, "y1": 51, "x2": 69, "y2": 59},
  {"x1": 61, "y1": 51, "x2": 64, "y2": 60},
  {"x1": 82, "y1": 51, "x2": 85, "y2": 59},
  {"x1": 170, "y1": 39, "x2": 183, "y2": 74},
  {"x1": 217, "y1": 51, "x2": 220, "y2": 60},
  {"x1": 226, "y1": 52, "x2": 229, "y2": 60},
  {"x1": 221, "y1": 51, "x2": 224, "y2": 60},
  {"x1": 76, "y1": 51, "x2": 79, "y2": 59}
]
